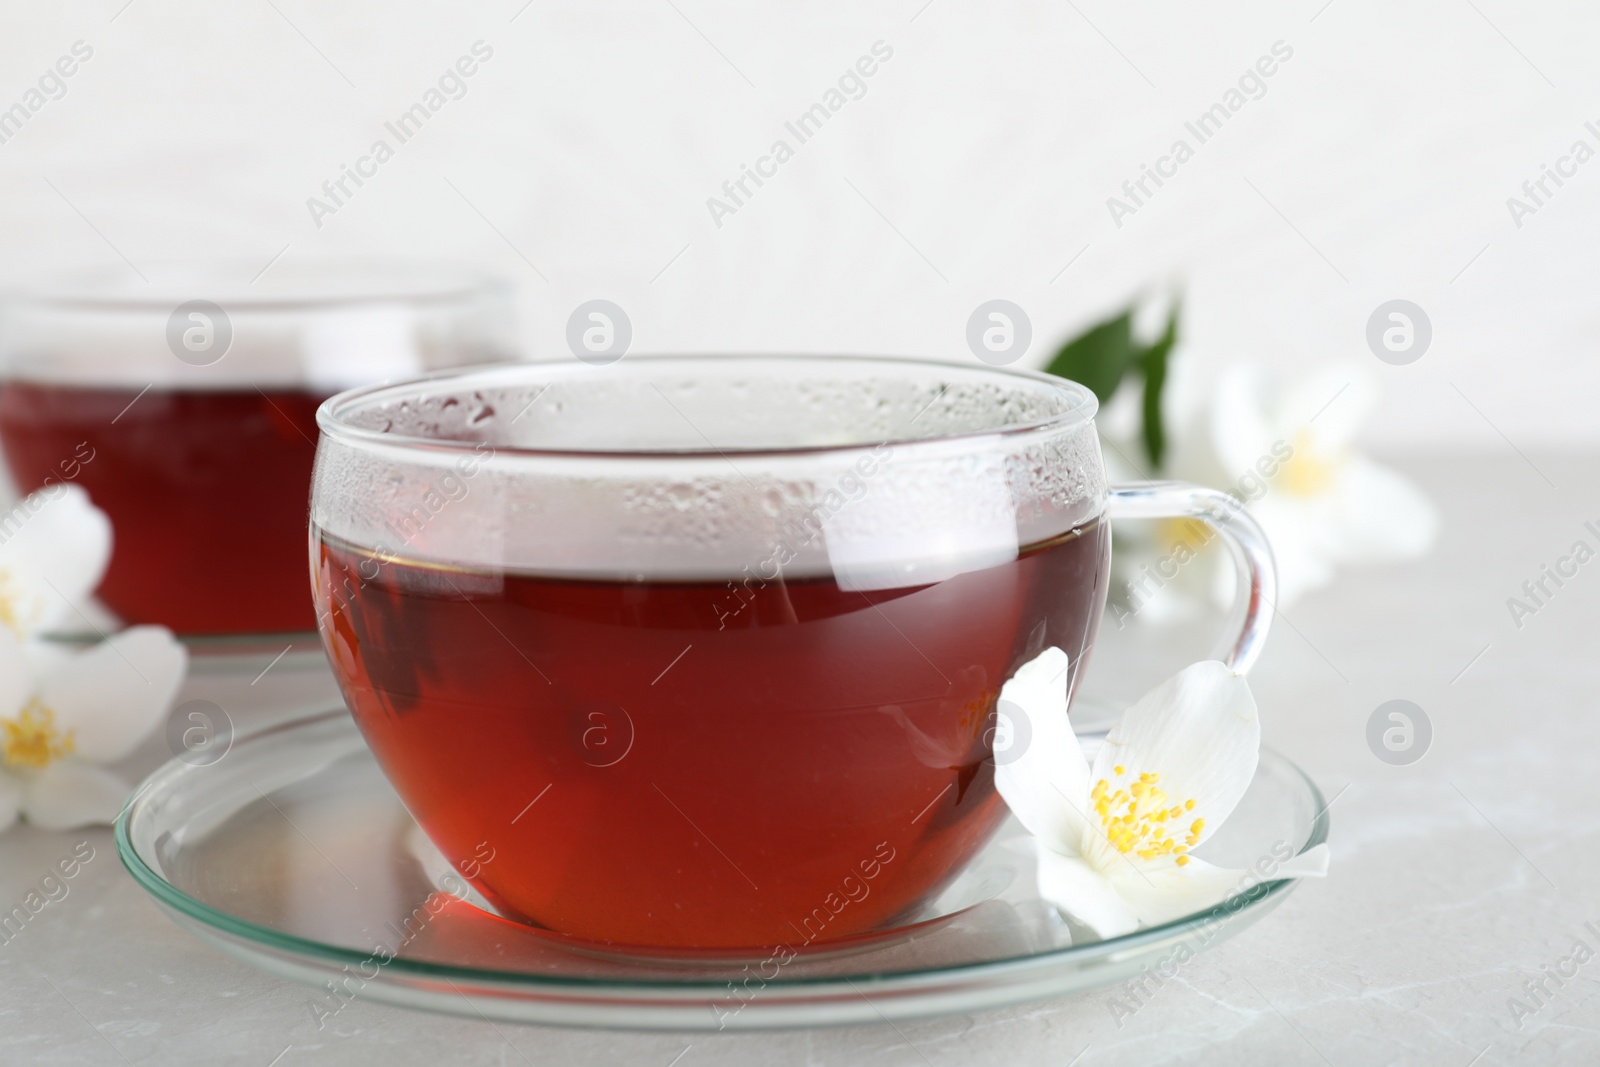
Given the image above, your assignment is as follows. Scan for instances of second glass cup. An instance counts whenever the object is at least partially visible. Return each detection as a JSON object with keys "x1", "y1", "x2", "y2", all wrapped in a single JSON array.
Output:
[{"x1": 0, "y1": 262, "x2": 516, "y2": 637}]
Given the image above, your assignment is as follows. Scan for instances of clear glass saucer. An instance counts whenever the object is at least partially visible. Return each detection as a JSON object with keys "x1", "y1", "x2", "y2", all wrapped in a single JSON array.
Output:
[{"x1": 116, "y1": 707, "x2": 1329, "y2": 1031}]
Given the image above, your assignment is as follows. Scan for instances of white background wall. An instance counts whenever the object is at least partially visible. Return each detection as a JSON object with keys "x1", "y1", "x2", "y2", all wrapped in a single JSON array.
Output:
[{"x1": 1, "y1": 0, "x2": 1596, "y2": 449}]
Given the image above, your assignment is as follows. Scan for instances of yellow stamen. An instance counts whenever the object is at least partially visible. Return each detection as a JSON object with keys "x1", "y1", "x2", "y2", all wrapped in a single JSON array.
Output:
[
  {"x1": 1156, "y1": 517, "x2": 1212, "y2": 556},
  {"x1": 0, "y1": 571, "x2": 23, "y2": 639},
  {"x1": 1277, "y1": 431, "x2": 1338, "y2": 496},
  {"x1": 1088, "y1": 768, "x2": 1200, "y2": 861},
  {"x1": 2, "y1": 699, "x2": 75, "y2": 769}
]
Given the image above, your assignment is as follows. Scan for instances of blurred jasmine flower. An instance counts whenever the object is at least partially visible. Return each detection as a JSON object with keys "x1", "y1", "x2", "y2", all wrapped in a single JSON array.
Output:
[
  {"x1": 995, "y1": 648, "x2": 1328, "y2": 937},
  {"x1": 0, "y1": 485, "x2": 186, "y2": 831},
  {"x1": 0, "y1": 625, "x2": 186, "y2": 830},
  {"x1": 0, "y1": 484, "x2": 112, "y2": 638},
  {"x1": 1109, "y1": 363, "x2": 1439, "y2": 620},
  {"x1": 1205, "y1": 363, "x2": 1438, "y2": 605}
]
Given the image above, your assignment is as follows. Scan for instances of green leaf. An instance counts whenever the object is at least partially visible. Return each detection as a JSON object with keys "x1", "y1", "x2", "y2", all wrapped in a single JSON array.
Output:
[
  {"x1": 1137, "y1": 304, "x2": 1179, "y2": 470},
  {"x1": 1042, "y1": 312, "x2": 1136, "y2": 405},
  {"x1": 1042, "y1": 300, "x2": 1182, "y2": 472}
]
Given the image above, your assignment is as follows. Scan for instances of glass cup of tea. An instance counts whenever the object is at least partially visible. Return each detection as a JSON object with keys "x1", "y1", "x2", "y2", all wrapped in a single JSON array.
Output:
[
  {"x1": 0, "y1": 262, "x2": 516, "y2": 638},
  {"x1": 309, "y1": 355, "x2": 1274, "y2": 952}
]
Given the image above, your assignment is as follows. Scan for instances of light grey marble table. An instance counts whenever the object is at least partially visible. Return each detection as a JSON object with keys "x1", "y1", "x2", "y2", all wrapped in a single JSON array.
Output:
[{"x1": 2, "y1": 452, "x2": 1596, "y2": 1066}]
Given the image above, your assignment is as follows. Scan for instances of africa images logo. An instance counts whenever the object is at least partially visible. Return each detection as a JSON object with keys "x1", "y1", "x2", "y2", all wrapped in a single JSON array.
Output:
[
  {"x1": 305, "y1": 42, "x2": 495, "y2": 228},
  {"x1": 1105, "y1": 40, "x2": 1294, "y2": 228}
]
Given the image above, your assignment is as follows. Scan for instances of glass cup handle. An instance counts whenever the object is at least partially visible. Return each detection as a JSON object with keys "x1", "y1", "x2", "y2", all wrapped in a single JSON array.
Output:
[{"x1": 1105, "y1": 481, "x2": 1277, "y2": 675}]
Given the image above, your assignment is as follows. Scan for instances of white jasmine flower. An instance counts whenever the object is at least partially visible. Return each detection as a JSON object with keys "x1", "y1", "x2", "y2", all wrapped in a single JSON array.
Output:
[
  {"x1": 0, "y1": 484, "x2": 184, "y2": 831},
  {"x1": 995, "y1": 648, "x2": 1328, "y2": 938},
  {"x1": 1107, "y1": 363, "x2": 1439, "y2": 622},
  {"x1": 0, "y1": 625, "x2": 186, "y2": 831},
  {"x1": 0, "y1": 484, "x2": 112, "y2": 638},
  {"x1": 1205, "y1": 364, "x2": 1438, "y2": 607}
]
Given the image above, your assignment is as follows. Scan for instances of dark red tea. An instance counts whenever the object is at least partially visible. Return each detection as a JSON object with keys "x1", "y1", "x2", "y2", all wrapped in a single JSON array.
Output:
[
  {"x1": 313, "y1": 519, "x2": 1110, "y2": 950},
  {"x1": 0, "y1": 382, "x2": 329, "y2": 634}
]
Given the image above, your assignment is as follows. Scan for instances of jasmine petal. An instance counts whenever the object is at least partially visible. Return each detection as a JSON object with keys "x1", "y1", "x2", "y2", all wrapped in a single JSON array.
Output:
[{"x1": 995, "y1": 647, "x2": 1328, "y2": 937}]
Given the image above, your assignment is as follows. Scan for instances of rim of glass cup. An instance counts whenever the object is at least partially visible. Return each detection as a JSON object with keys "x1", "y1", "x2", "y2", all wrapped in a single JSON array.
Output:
[
  {"x1": 316, "y1": 354, "x2": 1100, "y2": 462},
  {"x1": 3, "y1": 259, "x2": 510, "y2": 314}
]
